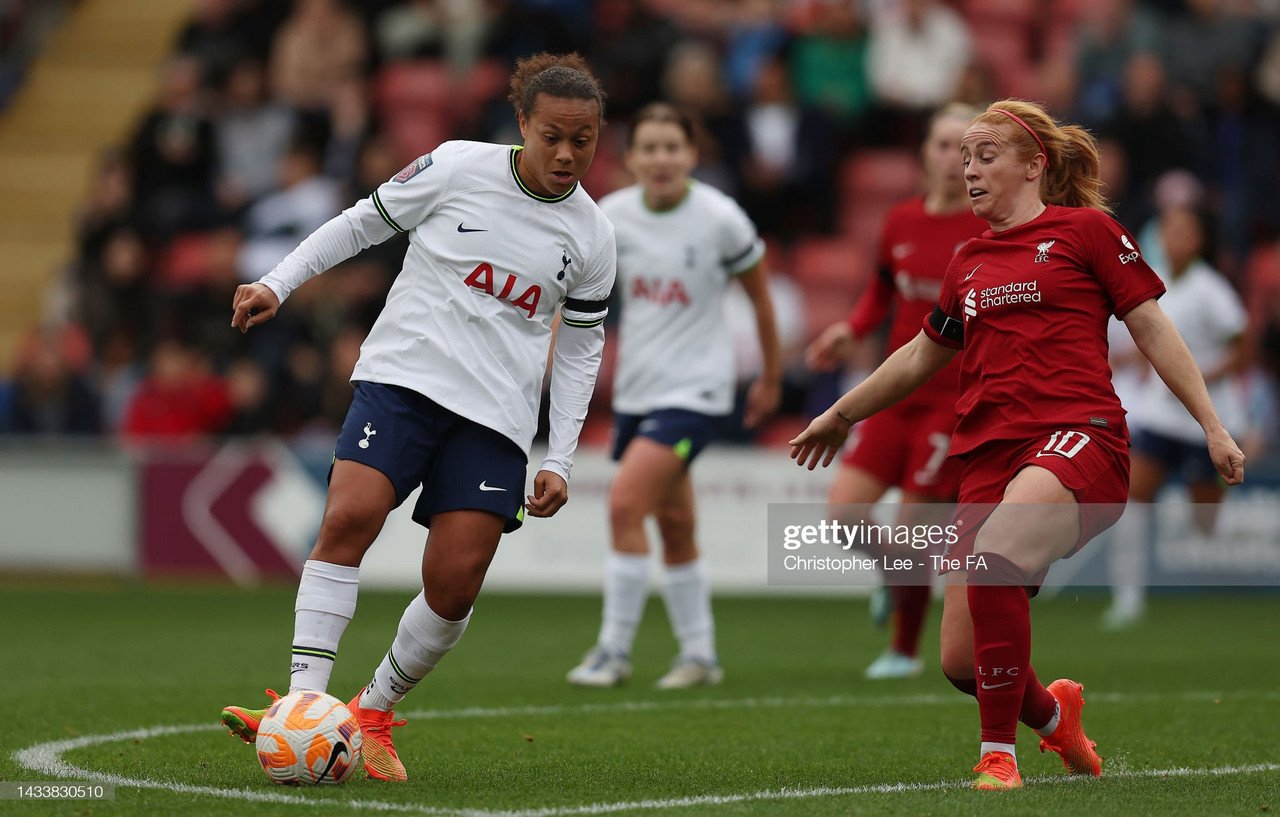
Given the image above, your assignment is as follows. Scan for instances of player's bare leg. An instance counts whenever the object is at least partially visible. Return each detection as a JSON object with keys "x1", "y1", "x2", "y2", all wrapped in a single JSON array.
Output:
[
  {"x1": 828, "y1": 466, "x2": 897, "y2": 631},
  {"x1": 655, "y1": 474, "x2": 721, "y2": 688},
  {"x1": 1105, "y1": 453, "x2": 1164, "y2": 628},
  {"x1": 570, "y1": 438, "x2": 686, "y2": 686},
  {"x1": 966, "y1": 466, "x2": 1101, "y2": 786},
  {"x1": 353, "y1": 509, "x2": 504, "y2": 781},
  {"x1": 220, "y1": 460, "x2": 394, "y2": 741}
]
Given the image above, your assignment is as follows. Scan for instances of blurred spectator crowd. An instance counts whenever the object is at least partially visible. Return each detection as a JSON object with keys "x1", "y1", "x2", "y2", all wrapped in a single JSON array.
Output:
[{"x1": 3, "y1": 0, "x2": 1280, "y2": 464}]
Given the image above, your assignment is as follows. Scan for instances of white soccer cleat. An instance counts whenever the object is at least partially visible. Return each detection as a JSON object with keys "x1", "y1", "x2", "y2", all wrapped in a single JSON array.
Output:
[
  {"x1": 864, "y1": 650, "x2": 923, "y2": 680},
  {"x1": 566, "y1": 647, "x2": 632, "y2": 687},
  {"x1": 1100, "y1": 602, "x2": 1144, "y2": 631},
  {"x1": 655, "y1": 656, "x2": 724, "y2": 690}
]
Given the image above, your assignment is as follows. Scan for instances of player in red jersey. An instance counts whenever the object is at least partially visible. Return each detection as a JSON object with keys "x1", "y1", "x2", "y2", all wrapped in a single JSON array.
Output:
[
  {"x1": 790, "y1": 99, "x2": 1245, "y2": 790},
  {"x1": 806, "y1": 103, "x2": 986, "y2": 680}
]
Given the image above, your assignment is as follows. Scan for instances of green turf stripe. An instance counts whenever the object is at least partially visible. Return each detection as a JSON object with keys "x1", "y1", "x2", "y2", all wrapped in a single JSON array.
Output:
[
  {"x1": 387, "y1": 649, "x2": 422, "y2": 684},
  {"x1": 372, "y1": 190, "x2": 406, "y2": 232}
]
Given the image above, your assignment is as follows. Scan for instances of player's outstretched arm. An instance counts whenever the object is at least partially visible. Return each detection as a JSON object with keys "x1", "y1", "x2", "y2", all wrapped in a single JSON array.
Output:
[
  {"x1": 231, "y1": 283, "x2": 281, "y2": 333},
  {"x1": 1123, "y1": 299, "x2": 1245, "y2": 484},
  {"x1": 790, "y1": 330, "x2": 955, "y2": 470}
]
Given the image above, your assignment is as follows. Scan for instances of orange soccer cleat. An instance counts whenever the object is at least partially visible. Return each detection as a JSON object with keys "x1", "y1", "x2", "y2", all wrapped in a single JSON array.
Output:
[
  {"x1": 972, "y1": 751, "x2": 1023, "y2": 790},
  {"x1": 1039, "y1": 679, "x2": 1103, "y2": 777},
  {"x1": 347, "y1": 689, "x2": 408, "y2": 781},
  {"x1": 220, "y1": 689, "x2": 282, "y2": 743}
]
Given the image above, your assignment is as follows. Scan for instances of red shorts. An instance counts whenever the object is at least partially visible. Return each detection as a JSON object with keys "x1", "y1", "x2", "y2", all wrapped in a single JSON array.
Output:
[
  {"x1": 945, "y1": 428, "x2": 1130, "y2": 572},
  {"x1": 840, "y1": 405, "x2": 962, "y2": 498}
]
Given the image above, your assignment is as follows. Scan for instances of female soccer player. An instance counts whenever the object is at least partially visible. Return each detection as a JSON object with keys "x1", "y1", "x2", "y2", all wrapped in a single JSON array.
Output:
[
  {"x1": 566, "y1": 103, "x2": 780, "y2": 689},
  {"x1": 1104, "y1": 204, "x2": 1248, "y2": 627},
  {"x1": 219, "y1": 53, "x2": 616, "y2": 782},
  {"x1": 806, "y1": 103, "x2": 985, "y2": 680},
  {"x1": 789, "y1": 100, "x2": 1244, "y2": 789}
]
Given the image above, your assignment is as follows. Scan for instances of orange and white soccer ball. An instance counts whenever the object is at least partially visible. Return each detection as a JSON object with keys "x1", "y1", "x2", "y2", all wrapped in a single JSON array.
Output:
[{"x1": 255, "y1": 691, "x2": 362, "y2": 785}]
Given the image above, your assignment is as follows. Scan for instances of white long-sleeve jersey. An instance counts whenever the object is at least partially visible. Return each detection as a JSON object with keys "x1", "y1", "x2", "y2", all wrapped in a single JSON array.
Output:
[{"x1": 260, "y1": 140, "x2": 616, "y2": 480}]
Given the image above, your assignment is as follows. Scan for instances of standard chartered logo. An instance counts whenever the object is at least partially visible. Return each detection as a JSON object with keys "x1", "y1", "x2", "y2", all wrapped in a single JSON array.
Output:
[{"x1": 978, "y1": 279, "x2": 1042, "y2": 308}]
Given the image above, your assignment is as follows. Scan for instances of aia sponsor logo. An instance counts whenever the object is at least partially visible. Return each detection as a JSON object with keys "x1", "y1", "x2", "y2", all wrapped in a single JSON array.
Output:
[
  {"x1": 630, "y1": 276, "x2": 690, "y2": 306},
  {"x1": 464, "y1": 263, "x2": 542, "y2": 318}
]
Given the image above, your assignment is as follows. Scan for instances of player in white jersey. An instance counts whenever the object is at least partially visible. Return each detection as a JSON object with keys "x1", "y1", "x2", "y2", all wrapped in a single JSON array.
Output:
[
  {"x1": 219, "y1": 53, "x2": 616, "y2": 782},
  {"x1": 566, "y1": 103, "x2": 781, "y2": 689},
  {"x1": 1104, "y1": 205, "x2": 1248, "y2": 628}
]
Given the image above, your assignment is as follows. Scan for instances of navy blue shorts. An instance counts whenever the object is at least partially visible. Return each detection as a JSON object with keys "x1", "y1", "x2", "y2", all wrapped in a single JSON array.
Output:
[
  {"x1": 1130, "y1": 428, "x2": 1220, "y2": 485},
  {"x1": 335, "y1": 382, "x2": 528, "y2": 533},
  {"x1": 611, "y1": 408, "x2": 723, "y2": 465}
]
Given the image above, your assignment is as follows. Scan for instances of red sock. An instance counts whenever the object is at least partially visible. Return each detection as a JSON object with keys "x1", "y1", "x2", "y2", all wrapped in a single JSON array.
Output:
[
  {"x1": 968, "y1": 554, "x2": 1032, "y2": 746},
  {"x1": 890, "y1": 585, "x2": 930, "y2": 656},
  {"x1": 1020, "y1": 665, "x2": 1057, "y2": 731}
]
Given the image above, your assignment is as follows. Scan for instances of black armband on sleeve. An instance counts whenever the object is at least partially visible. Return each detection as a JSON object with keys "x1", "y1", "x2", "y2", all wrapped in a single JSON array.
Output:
[
  {"x1": 564, "y1": 294, "x2": 611, "y2": 314},
  {"x1": 928, "y1": 305, "x2": 964, "y2": 344}
]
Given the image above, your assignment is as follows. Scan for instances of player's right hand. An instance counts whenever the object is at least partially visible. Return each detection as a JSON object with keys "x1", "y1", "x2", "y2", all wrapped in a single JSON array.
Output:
[
  {"x1": 231, "y1": 283, "x2": 281, "y2": 334},
  {"x1": 788, "y1": 409, "x2": 852, "y2": 471},
  {"x1": 805, "y1": 322, "x2": 854, "y2": 372},
  {"x1": 1207, "y1": 425, "x2": 1245, "y2": 485}
]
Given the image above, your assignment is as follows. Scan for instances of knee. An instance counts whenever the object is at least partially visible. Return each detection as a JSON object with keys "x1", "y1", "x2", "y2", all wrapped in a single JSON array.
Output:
[
  {"x1": 423, "y1": 566, "x2": 482, "y2": 622},
  {"x1": 314, "y1": 502, "x2": 384, "y2": 562},
  {"x1": 655, "y1": 504, "x2": 693, "y2": 538},
  {"x1": 609, "y1": 493, "x2": 646, "y2": 534}
]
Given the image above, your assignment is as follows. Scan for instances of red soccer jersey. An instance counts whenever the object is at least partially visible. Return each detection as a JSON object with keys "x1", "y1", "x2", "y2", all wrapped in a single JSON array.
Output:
[
  {"x1": 848, "y1": 197, "x2": 987, "y2": 412},
  {"x1": 922, "y1": 204, "x2": 1165, "y2": 456}
]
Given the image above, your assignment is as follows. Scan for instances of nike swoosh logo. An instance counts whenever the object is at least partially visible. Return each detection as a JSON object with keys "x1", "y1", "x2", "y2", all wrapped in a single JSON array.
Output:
[
  {"x1": 980, "y1": 681, "x2": 1014, "y2": 690},
  {"x1": 318, "y1": 742, "x2": 350, "y2": 782},
  {"x1": 457, "y1": 223, "x2": 487, "y2": 233},
  {"x1": 478, "y1": 481, "x2": 507, "y2": 492},
  {"x1": 964, "y1": 263, "x2": 982, "y2": 281}
]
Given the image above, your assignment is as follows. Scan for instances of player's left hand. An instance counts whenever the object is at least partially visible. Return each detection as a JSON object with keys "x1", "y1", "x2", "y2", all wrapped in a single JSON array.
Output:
[
  {"x1": 525, "y1": 470, "x2": 569, "y2": 517},
  {"x1": 231, "y1": 283, "x2": 281, "y2": 333},
  {"x1": 1207, "y1": 425, "x2": 1245, "y2": 485},
  {"x1": 743, "y1": 376, "x2": 782, "y2": 429},
  {"x1": 788, "y1": 409, "x2": 852, "y2": 470}
]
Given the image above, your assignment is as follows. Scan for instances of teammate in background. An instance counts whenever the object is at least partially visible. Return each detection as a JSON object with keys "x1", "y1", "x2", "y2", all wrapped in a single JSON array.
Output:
[
  {"x1": 789, "y1": 100, "x2": 1244, "y2": 789},
  {"x1": 566, "y1": 103, "x2": 781, "y2": 689},
  {"x1": 219, "y1": 53, "x2": 616, "y2": 781},
  {"x1": 805, "y1": 103, "x2": 985, "y2": 680},
  {"x1": 1104, "y1": 205, "x2": 1248, "y2": 628}
]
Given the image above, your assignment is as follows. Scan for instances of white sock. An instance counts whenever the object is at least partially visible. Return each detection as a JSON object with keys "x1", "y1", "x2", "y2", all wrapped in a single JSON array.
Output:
[
  {"x1": 597, "y1": 551, "x2": 650, "y2": 656},
  {"x1": 362, "y1": 592, "x2": 470, "y2": 711},
  {"x1": 1035, "y1": 701, "x2": 1061, "y2": 738},
  {"x1": 1109, "y1": 504, "x2": 1150, "y2": 612},
  {"x1": 290, "y1": 560, "x2": 360, "y2": 693},
  {"x1": 660, "y1": 558, "x2": 716, "y2": 662},
  {"x1": 980, "y1": 742, "x2": 1017, "y2": 761}
]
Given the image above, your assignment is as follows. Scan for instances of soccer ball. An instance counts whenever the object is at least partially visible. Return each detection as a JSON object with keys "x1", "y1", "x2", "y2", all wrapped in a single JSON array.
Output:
[{"x1": 255, "y1": 691, "x2": 362, "y2": 785}]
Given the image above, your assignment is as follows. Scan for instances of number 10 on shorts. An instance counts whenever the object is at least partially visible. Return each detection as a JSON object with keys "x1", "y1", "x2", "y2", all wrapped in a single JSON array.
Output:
[{"x1": 1036, "y1": 430, "x2": 1091, "y2": 459}]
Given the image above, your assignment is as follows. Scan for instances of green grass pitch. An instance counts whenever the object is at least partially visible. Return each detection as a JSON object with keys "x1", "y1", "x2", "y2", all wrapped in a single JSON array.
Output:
[{"x1": 2, "y1": 581, "x2": 1277, "y2": 816}]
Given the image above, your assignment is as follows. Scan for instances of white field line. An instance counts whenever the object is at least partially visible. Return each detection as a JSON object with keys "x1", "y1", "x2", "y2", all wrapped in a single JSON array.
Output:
[{"x1": 12, "y1": 690, "x2": 1280, "y2": 816}]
